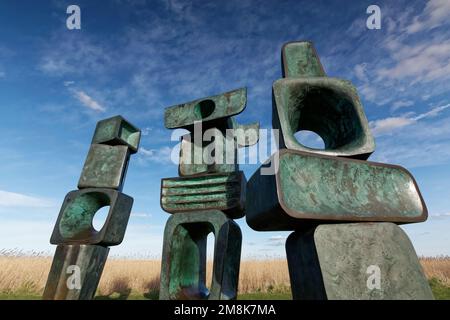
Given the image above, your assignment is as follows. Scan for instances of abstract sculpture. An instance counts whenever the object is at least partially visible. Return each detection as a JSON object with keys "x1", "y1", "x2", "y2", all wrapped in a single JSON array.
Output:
[
  {"x1": 43, "y1": 116, "x2": 141, "y2": 300},
  {"x1": 159, "y1": 88, "x2": 258, "y2": 300},
  {"x1": 246, "y1": 41, "x2": 434, "y2": 299}
]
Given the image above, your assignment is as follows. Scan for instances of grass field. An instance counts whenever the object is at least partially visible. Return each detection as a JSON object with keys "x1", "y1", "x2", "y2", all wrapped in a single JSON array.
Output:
[{"x1": 0, "y1": 252, "x2": 448, "y2": 300}]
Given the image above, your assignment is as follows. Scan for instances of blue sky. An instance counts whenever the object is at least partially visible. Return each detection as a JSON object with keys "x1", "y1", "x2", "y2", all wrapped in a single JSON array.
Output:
[{"x1": 0, "y1": 0, "x2": 449, "y2": 258}]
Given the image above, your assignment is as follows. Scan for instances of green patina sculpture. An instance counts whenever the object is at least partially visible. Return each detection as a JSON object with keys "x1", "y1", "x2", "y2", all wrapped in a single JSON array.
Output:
[
  {"x1": 286, "y1": 223, "x2": 434, "y2": 300},
  {"x1": 160, "y1": 210, "x2": 241, "y2": 300},
  {"x1": 245, "y1": 41, "x2": 433, "y2": 300},
  {"x1": 159, "y1": 88, "x2": 258, "y2": 300},
  {"x1": 273, "y1": 41, "x2": 375, "y2": 160},
  {"x1": 43, "y1": 115, "x2": 141, "y2": 300},
  {"x1": 246, "y1": 150, "x2": 427, "y2": 231}
]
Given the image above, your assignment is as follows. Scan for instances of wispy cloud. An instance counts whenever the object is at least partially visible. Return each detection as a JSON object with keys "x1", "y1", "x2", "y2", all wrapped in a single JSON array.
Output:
[
  {"x1": 71, "y1": 89, "x2": 106, "y2": 112},
  {"x1": 406, "y1": 0, "x2": 450, "y2": 34},
  {"x1": 0, "y1": 190, "x2": 54, "y2": 208},
  {"x1": 139, "y1": 146, "x2": 175, "y2": 164},
  {"x1": 370, "y1": 103, "x2": 450, "y2": 136}
]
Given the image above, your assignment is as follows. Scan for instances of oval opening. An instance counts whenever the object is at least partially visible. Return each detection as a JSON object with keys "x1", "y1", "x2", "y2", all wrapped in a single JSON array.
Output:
[
  {"x1": 195, "y1": 100, "x2": 215, "y2": 119},
  {"x1": 294, "y1": 130, "x2": 325, "y2": 150},
  {"x1": 92, "y1": 206, "x2": 110, "y2": 231}
]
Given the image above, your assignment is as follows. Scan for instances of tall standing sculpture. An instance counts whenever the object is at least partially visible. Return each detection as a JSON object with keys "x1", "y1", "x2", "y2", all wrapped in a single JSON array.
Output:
[
  {"x1": 159, "y1": 88, "x2": 258, "y2": 300},
  {"x1": 43, "y1": 116, "x2": 141, "y2": 300},
  {"x1": 246, "y1": 41, "x2": 434, "y2": 299}
]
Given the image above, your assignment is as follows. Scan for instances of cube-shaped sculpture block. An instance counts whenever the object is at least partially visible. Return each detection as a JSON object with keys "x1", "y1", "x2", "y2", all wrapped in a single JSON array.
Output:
[
  {"x1": 161, "y1": 172, "x2": 246, "y2": 219},
  {"x1": 246, "y1": 149, "x2": 427, "y2": 231},
  {"x1": 92, "y1": 115, "x2": 141, "y2": 153},
  {"x1": 281, "y1": 41, "x2": 326, "y2": 78},
  {"x1": 50, "y1": 188, "x2": 133, "y2": 246},
  {"x1": 286, "y1": 223, "x2": 434, "y2": 300},
  {"x1": 43, "y1": 244, "x2": 109, "y2": 300},
  {"x1": 164, "y1": 88, "x2": 247, "y2": 129},
  {"x1": 179, "y1": 133, "x2": 238, "y2": 176},
  {"x1": 78, "y1": 144, "x2": 130, "y2": 190},
  {"x1": 273, "y1": 77, "x2": 375, "y2": 159},
  {"x1": 160, "y1": 210, "x2": 242, "y2": 300}
]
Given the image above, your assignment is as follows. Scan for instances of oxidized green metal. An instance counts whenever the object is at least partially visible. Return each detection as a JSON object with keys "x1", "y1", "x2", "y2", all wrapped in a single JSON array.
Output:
[
  {"x1": 45, "y1": 116, "x2": 140, "y2": 300},
  {"x1": 286, "y1": 223, "x2": 434, "y2": 300},
  {"x1": 78, "y1": 144, "x2": 130, "y2": 190},
  {"x1": 273, "y1": 41, "x2": 375, "y2": 159},
  {"x1": 50, "y1": 188, "x2": 133, "y2": 246},
  {"x1": 281, "y1": 41, "x2": 326, "y2": 78},
  {"x1": 161, "y1": 171, "x2": 246, "y2": 219},
  {"x1": 178, "y1": 132, "x2": 238, "y2": 176},
  {"x1": 164, "y1": 88, "x2": 247, "y2": 129},
  {"x1": 160, "y1": 210, "x2": 242, "y2": 300},
  {"x1": 246, "y1": 149, "x2": 427, "y2": 231},
  {"x1": 92, "y1": 115, "x2": 141, "y2": 154},
  {"x1": 43, "y1": 244, "x2": 109, "y2": 300}
]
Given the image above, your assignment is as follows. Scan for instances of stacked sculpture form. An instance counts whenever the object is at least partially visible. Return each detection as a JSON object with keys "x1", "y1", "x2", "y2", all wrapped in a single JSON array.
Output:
[
  {"x1": 43, "y1": 116, "x2": 141, "y2": 300},
  {"x1": 159, "y1": 88, "x2": 258, "y2": 300},
  {"x1": 246, "y1": 41, "x2": 434, "y2": 299}
]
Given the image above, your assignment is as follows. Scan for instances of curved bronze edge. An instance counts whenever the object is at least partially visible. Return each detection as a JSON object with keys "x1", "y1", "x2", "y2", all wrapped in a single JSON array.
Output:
[{"x1": 272, "y1": 149, "x2": 428, "y2": 224}]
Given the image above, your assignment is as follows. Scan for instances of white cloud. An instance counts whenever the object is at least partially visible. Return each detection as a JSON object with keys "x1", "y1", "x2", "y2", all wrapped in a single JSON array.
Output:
[
  {"x1": 139, "y1": 146, "x2": 175, "y2": 164},
  {"x1": 392, "y1": 100, "x2": 414, "y2": 110},
  {"x1": 370, "y1": 103, "x2": 450, "y2": 136},
  {"x1": 268, "y1": 235, "x2": 287, "y2": 241},
  {"x1": 0, "y1": 190, "x2": 54, "y2": 208},
  {"x1": 406, "y1": 0, "x2": 450, "y2": 34},
  {"x1": 71, "y1": 89, "x2": 106, "y2": 112}
]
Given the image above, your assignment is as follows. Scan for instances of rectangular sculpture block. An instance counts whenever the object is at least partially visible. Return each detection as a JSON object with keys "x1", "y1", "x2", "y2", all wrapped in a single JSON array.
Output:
[
  {"x1": 286, "y1": 223, "x2": 434, "y2": 300},
  {"x1": 50, "y1": 188, "x2": 133, "y2": 246},
  {"x1": 160, "y1": 210, "x2": 242, "y2": 300},
  {"x1": 246, "y1": 149, "x2": 427, "y2": 231},
  {"x1": 43, "y1": 244, "x2": 109, "y2": 300},
  {"x1": 78, "y1": 144, "x2": 130, "y2": 190},
  {"x1": 179, "y1": 133, "x2": 238, "y2": 176},
  {"x1": 164, "y1": 88, "x2": 247, "y2": 129},
  {"x1": 161, "y1": 172, "x2": 246, "y2": 219},
  {"x1": 92, "y1": 115, "x2": 141, "y2": 153}
]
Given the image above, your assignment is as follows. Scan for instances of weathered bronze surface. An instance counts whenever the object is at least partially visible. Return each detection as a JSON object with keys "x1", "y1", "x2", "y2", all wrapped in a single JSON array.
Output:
[
  {"x1": 50, "y1": 188, "x2": 133, "y2": 246},
  {"x1": 159, "y1": 210, "x2": 242, "y2": 300},
  {"x1": 92, "y1": 115, "x2": 141, "y2": 154},
  {"x1": 45, "y1": 116, "x2": 140, "y2": 300},
  {"x1": 273, "y1": 41, "x2": 375, "y2": 160},
  {"x1": 281, "y1": 41, "x2": 326, "y2": 78},
  {"x1": 161, "y1": 172, "x2": 246, "y2": 219},
  {"x1": 178, "y1": 132, "x2": 238, "y2": 176},
  {"x1": 246, "y1": 149, "x2": 427, "y2": 231},
  {"x1": 78, "y1": 144, "x2": 130, "y2": 190},
  {"x1": 286, "y1": 223, "x2": 434, "y2": 300},
  {"x1": 43, "y1": 244, "x2": 109, "y2": 300},
  {"x1": 164, "y1": 88, "x2": 247, "y2": 129}
]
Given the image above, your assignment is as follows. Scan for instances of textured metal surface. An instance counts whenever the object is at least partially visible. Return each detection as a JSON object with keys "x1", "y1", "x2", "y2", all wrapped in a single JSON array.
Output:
[
  {"x1": 43, "y1": 244, "x2": 109, "y2": 300},
  {"x1": 273, "y1": 77, "x2": 375, "y2": 159},
  {"x1": 286, "y1": 223, "x2": 434, "y2": 300},
  {"x1": 92, "y1": 115, "x2": 141, "y2": 153},
  {"x1": 78, "y1": 144, "x2": 130, "y2": 190},
  {"x1": 246, "y1": 150, "x2": 427, "y2": 231},
  {"x1": 281, "y1": 41, "x2": 326, "y2": 78},
  {"x1": 160, "y1": 210, "x2": 242, "y2": 300},
  {"x1": 50, "y1": 188, "x2": 133, "y2": 246},
  {"x1": 179, "y1": 132, "x2": 238, "y2": 176},
  {"x1": 164, "y1": 88, "x2": 247, "y2": 129},
  {"x1": 161, "y1": 172, "x2": 246, "y2": 219}
]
